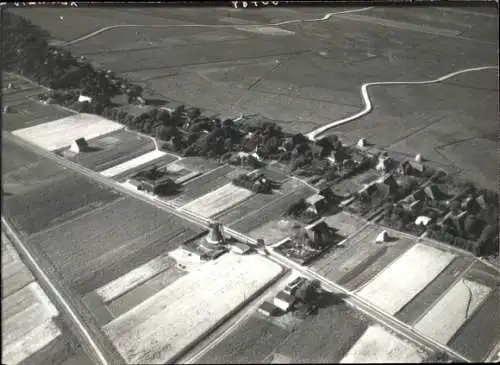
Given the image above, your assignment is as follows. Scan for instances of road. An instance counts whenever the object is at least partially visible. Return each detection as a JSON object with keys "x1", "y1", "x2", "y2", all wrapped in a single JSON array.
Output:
[
  {"x1": 306, "y1": 65, "x2": 499, "y2": 141},
  {"x1": 3, "y1": 131, "x2": 471, "y2": 363}
]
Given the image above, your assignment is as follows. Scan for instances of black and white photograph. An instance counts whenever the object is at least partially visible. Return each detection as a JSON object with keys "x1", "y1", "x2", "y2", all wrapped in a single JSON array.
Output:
[{"x1": 1, "y1": 2, "x2": 499, "y2": 364}]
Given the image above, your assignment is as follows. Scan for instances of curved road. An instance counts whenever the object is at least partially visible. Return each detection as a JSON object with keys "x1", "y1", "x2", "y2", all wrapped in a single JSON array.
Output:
[
  {"x1": 60, "y1": 7, "x2": 373, "y2": 47},
  {"x1": 306, "y1": 65, "x2": 499, "y2": 141}
]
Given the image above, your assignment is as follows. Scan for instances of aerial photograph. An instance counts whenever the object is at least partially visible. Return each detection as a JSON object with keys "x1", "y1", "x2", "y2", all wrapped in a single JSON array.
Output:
[{"x1": 1, "y1": 2, "x2": 499, "y2": 364}]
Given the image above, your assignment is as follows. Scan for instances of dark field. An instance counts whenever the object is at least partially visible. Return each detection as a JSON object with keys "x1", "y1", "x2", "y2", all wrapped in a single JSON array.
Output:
[
  {"x1": 2, "y1": 98, "x2": 74, "y2": 132},
  {"x1": 396, "y1": 256, "x2": 474, "y2": 324},
  {"x1": 229, "y1": 186, "x2": 315, "y2": 234},
  {"x1": 62, "y1": 129, "x2": 156, "y2": 172},
  {"x1": 3, "y1": 170, "x2": 121, "y2": 237},
  {"x1": 26, "y1": 197, "x2": 204, "y2": 291},
  {"x1": 213, "y1": 192, "x2": 278, "y2": 225},
  {"x1": 447, "y1": 289, "x2": 500, "y2": 362},
  {"x1": 174, "y1": 164, "x2": 235, "y2": 205},
  {"x1": 198, "y1": 300, "x2": 371, "y2": 364}
]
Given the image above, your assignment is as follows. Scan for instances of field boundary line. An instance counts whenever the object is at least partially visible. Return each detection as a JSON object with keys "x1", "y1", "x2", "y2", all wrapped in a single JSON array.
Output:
[
  {"x1": 268, "y1": 247, "x2": 471, "y2": 362},
  {"x1": 60, "y1": 7, "x2": 374, "y2": 47},
  {"x1": 306, "y1": 65, "x2": 499, "y2": 141},
  {"x1": 353, "y1": 241, "x2": 417, "y2": 294},
  {"x1": 2, "y1": 217, "x2": 110, "y2": 365},
  {"x1": 25, "y1": 197, "x2": 128, "y2": 243},
  {"x1": 181, "y1": 269, "x2": 292, "y2": 364},
  {"x1": 408, "y1": 260, "x2": 476, "y2": 326}
]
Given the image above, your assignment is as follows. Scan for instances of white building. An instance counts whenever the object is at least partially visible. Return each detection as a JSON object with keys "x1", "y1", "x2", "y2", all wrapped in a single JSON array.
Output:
[{"x1": 273, "y1": 291, "x2": 296, "y2": 312}]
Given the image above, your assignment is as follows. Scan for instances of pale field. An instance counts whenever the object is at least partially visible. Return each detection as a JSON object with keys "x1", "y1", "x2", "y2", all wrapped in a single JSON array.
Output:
[
  {"x1": 356, "y1": 243, "x2": 456, "y2": 315},
  {"x1": 181, "y1": 183, "x2": 254, "y2": 218},
  {"x1": 103, "y1": 253, "x2": 283, "y2": 364},
  {"x1": 2, "y1": 320, "x2": 62, "y2": 365},
  {"x1": 414, "y1": 279, "x2": 492, "y2": 344},
  {"x1": 96, "y1": 252, "x2": 174, "y2": 303},
  {"x1": 12, "y1": 113, "x2": 123, "y2": 151},
  {"x1": 340, "y1": 325, "x2": 426, "y2": 363},
  {"x1": 99, "y1": 149, "x2": 167, "y2": 177},
  {"x1": 2, "y1": 239, "x2": 35, "y2": 298}
]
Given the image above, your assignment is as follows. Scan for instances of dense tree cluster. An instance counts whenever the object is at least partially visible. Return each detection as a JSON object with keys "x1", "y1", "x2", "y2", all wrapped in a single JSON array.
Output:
[{"x1": 382, "y1": 179, "x2": 499, "y2": 257}]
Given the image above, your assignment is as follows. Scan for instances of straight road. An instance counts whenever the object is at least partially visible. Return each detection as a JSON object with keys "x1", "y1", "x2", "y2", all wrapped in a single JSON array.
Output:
[{"x1": 4, "y1": 130, "x2": 471, "y2": 363}]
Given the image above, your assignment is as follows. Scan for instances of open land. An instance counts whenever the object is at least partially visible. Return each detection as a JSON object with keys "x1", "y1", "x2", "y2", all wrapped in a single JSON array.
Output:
[
  {"x1": 100, "y1": 149, "x2": 169, "y2": 177},
  {"x1": 181, "y1": 183, "x2": 254, "y2": 219},
  {"x1": 396, "y1": 256, "x2": 474, "y2": 324},
  {"x1": 229, "y1": 181, "x2": 316, "y2": 235},
  {"x1": 172, "y1": 164, "x2": 236, "y2": 205},
  {"x1": 413, "y1": 278, "x2": 492, "y2": 344},
  {"x1": 448, "y1": 288, "x2": 500, "y2": 362},
  {"x1": 212, "y1": 191, "x2": 278, "y2": 225},
  {"x1": 2, "y1": 99, "x2": 74, "y2": 132},
  {"x1": 62, "y1": 129, "x2": 156, "y2": 172},
  {"x1": 3, "y1": 135, "x2": 122, "y2": 237},
  {"x1": 198, "y1": 297, "x2": 371, "y2": 364},
  {"x1": 2, "y1": 234, "x2": 84, "y2": 365},
  {"x1": 102, "y1": 253, "x2": 283, "y2": 364},
  {"x1": 340, "y1": 325, "x2": 427, "y2": 363},
  {"x1": 356, "y1": 243, "x2": 456, "y2": 315},
  {"x1": 26, "y1": 197, "x2": 204, "y2": 292},
  {"x1": 311, "y1": 224, "x2": 417, "y2": 291},
  {"x1": 13, "y1": 113, "x2": 124, "y2": 151},
  {"x1": 13, "y1": 6, "x2": 498, "y2": 188}
]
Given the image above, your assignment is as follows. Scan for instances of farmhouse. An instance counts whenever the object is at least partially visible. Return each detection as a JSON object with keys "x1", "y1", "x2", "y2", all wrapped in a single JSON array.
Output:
[
  {"x1": 273, "y1": 290, "x2": 296, "y2": 311},
  {"x1": 258, "y1": 301, "x2": 280, "y2": 317},
  {"x1": 304, "y1": 219, "x2": 331, "y2": 247}
]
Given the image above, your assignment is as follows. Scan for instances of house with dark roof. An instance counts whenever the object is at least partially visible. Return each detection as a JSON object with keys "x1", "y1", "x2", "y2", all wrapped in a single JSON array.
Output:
[{"x1": 274, "y1": 291, "x2": 296, "y2": 312}]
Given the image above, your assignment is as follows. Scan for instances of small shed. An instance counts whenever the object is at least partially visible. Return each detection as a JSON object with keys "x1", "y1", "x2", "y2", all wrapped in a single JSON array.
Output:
[
  {"x1": 274, "y1": 291, "x2": 296, "y2": 312},
  {"x1": 258, "y1": 301, "x2": 280, "y2": 317},
  {"x1": 69, "y1": 138, "x2": 89, "y2": 153}
]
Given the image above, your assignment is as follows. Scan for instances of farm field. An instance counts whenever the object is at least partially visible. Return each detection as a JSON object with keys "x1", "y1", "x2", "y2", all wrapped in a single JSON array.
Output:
[
  {"x1": 1, "y1": 235, "x2": 77, "y2": 365},
  {"x1": 112, "y1": 154, "x2": 184, "y2": 182},
  {"x1": 356, "y1": 243, "x2": 456, "y2": 315},
  {"x1": 12, "y1": 113, "x2": 124, "y2": 151},
  {"x1": 25, "y1": 197, "x2": 204, "y2": 292},
  {"x1": 3, "y1": 165, "x2": 121, "y2": 237},
  {"x1": 96, "y1": 252, "x2": 178, "y2": 304},
  {"x1": 248, "y1": 218, "x2": 297, "y2": 246},
  {"x1": 174, "y1": 156, "x2": 221, "y2": 173},
  {"x1": 62, "y1": 129, "x2": 156, "y2": 172},
  {"x1": 357, "y1": 243, "x2": 455, "y2": 314},
  {"x1": 102, "y1": 253, "x2": 283, "y2": 364},
  {"x1": 448, "y1": 288, "x2": 500, "y2": 362},
  {"x1": 2, "y1": 233, "x2": 35, "y2": 298},
  {"x1": 311, "y1": 224, "x2": 417, "y2": 291},
  {"x1": 181, "y1": 182, "x2": 254, "y2": 218},
  {"x1": 396, "y1": 256, "x2": 474, "y2": 324},
  {"x1": 211, "y1": 188, "x2": 278, "y2": 224},
  {"x1": 340, "y1": 325, "x2": 428, "y2": 363},
  {"x1": 323, "y1": 211, "x2": 367, "y2": 237},
  {"x1": 105, "y1": 261, "x2": 186, "y2": 319},
  {"x1": 100, "y1": 149, "x2": 170, "y2": 177},
  {"x1": 197, "y1": 297, "x2": 371, "y2": 364},
  {"x1": 2, "y1": 98, "x2": 74, "y2": 132},
  {"x1": 12, "y1": 6, "x2": 498, "y2": 189},
  {"x1": 229, "y1": 183, "x2": 315, "y2": 234},
  {"x1": 413, "y1": 278, "x2": 492, "y2": 344},
  {"x1": 172, "y1": 165, "x2": 236, "y2": 205}
]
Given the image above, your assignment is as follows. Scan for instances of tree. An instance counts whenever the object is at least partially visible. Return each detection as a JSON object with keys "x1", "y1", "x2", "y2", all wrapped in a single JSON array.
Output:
[{"x1": 464, "y1": 215, "x2": 481, "y2": 239}]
